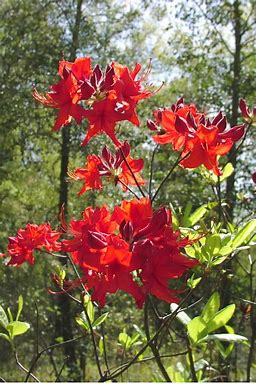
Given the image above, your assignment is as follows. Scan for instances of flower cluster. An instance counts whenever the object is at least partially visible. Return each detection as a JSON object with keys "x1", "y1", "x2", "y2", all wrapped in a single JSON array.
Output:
[
  {"x1": 4, "y1": 199, "x2": 198, "y2": 307},
  {"x1": 33, "y1": 57, "x2": 152, "y2": 146},
  {"x1": 3, "y1": 56, "x2": 250, "y2": 309},
  {"x1": 68, "y1": 142, "x2": 144, "y2": 195},
  {"x1": 148, "y1": 98, "x2": 245, "y2": 175},
  {"x1": 5, "y1": 224, "x2": 61, "y2": 266}
]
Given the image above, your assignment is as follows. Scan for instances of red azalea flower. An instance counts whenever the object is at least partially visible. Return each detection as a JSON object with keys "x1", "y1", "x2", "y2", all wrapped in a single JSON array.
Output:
[
  {"x1": 86, "y1": 267, "x2": 145, "y2": 308},
  {"x1": 33, "y1": 73, "x2": 85, "y2": 131},
  {"x1": 61, "y1": 206, "x2": 117, "y2": 272},
  {"x1": 99, "y1": 142, "x2": 145, "y2": 190},
  {"x1": 80, "y1": 61, "x2": 152, "y2": 146},
  {"x1": 112, "y1": 62, "x2": 152, "y2": 126},
  {"x1": 81, "y1": 98, "x2": 126, "y2": 146},
  {"x1": 69, "y1": 154, "x2": 102, "y2": 195},
  {"x1": 69, "y1": 142, "x2": 144, "y2": 194},
  {"x1": 33, "y1": 57, "x2": 92, "y2": 131},
  {"x1": 150, "y1": 99, "x2": 245, "y2": 175},
  {"x1": 239, "y1": 98, "x2": 256, "y2": 124},
  {"x1": 33, "y1": 57, "x2": 154, "y2": 146},
  {"x1": 58, "y1": 57, "x2": 92, "y2": 81},
  {"x1": 6, "y1": 224, "x2": 61, "y2": 266},
  {"x1": 113, "y1": 198, "x2": 198, "y2": 303}
]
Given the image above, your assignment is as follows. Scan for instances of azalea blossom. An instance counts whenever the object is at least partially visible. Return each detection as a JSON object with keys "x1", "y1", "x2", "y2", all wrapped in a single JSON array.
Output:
[
  {"x1": 33, "y1": 57, "x2": 153, "y2": 146},
  {"x1": 149, "y1": 98, "x2": 245, "y2": 175},
  {"x1": 3, "y1": 198, "x2": 198, "y2": 307},
  {"x1": 239, "y1": 98, "x2": 256, "y2": 124},
  {"x1": 69, "y1": 142, "x2": 144, "y2": 194},
  {"x1": 5, "y1": 224, "x2": 61, "y2": 266}
]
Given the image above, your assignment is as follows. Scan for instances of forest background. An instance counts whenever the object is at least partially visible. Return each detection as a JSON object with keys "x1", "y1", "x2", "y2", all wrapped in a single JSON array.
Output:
[{"x1": 0, "y1": 0, "x2": 255, "y2": 381}]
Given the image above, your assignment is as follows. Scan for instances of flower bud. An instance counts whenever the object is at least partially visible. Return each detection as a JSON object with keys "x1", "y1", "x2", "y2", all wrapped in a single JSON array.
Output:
[
  {"x1": 147, "y1": 119, "x2": 158, "y2": 131},
  {"x1": 87, "y1": 231, "x2": 108, "y2": 249}
]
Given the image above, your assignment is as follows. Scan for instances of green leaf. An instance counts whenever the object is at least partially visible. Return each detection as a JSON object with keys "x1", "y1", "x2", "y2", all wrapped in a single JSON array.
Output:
[
  {"x1": 232, "y1": 220, "x2": 256, "y2": 249},
  {"x1": 92, "y1": 312, "x2": 109, "y2": 328},
  {"x1": 212, "y1": 256, "x2": 229, "y2": 265},
  {"x1": 86, "y1": 300, "x2": 94, "y2": 324},
  {"x1": 76, "y1": 314, "x2": 89, "y2": 331},
  {"x1": 201, "y1": 292, "x2": 220, "y2": 322},
  {"x1": 132, "y1": 324, "x2": 146, "y2": 339},
  {"x1": 7, "y1": 321, "x2": 30, "y2": 339},
  {"x1": 167, "y1": 363, "x2": 188, "y2": 382},
  {"x1": 185, "y1": 246, "x2": 196, "y2": 258},
  {"x1": 0, "y1": 305, "x2": 9, "y2": 329},
  {"x1": 203, "y1": 334, "x2": 248, "y2": 343},
  {"x1": 215, "y1": 339, "x2": 234, "y2": 359},
  {"x1": 7, "y1": 308, "x2": 13, "y2": 323},
  {"x1": 99, "y1": 337, "x2": 104, "y2": 356},
  {"x1": 219, "y1": 163, "x2": 234, "y2": 182},
  {"x1": 218, "y1": 245, "x2": 233, "y2": 256},
  {"x1": 130, "y1": 332, "x2": 140, "y2": 346},
  {"x1": 187, "y1": 276, "x2": 202, "y2": 289},
  {"x1": 55, "y1": 336, "x2": 64, "y2": 343},
  {"x1": 187, "y1": 204, "x2": 208, "y2": 226},
  {"x1": 118, "y1": 332, "x2": 131, "y2": 349},
  {"x1": 181, "y1": 201, "x2": 193, "y2": 226},
  {"x1": 205, "y1": 234, "x2": 221, "y2": 256},
  {"x1": 187, "y1": 316, "x2": 206, "y2": 344},
  {"x1": 16, "y1": 295, "x2": 23, "y2": 321},
  {"x1": 0, "y1": 332, "x2": 10, "y2": 342},
  {"x1": 205, "y1": 304, "x2": 235, "y2": 335}
]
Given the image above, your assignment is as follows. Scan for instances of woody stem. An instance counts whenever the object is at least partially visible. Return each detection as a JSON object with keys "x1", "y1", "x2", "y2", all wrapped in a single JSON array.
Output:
[
  {"x1": 151, "y1": 152, "x2": 190, "y2": 203},
  {"x1": 66, "y1": 254, "x2": 104, "y2": 379},
  {"x1": 144, "y1": 298, "x2": 172, "y2": 382},
  {"x1": 117, "y1": 179, "x2": 140, "y2": 200},
  {"x1": 120, "y1": 147, "x2": 146, "y2": 198},
  {"x1": 149, "y1": 144, "x2": 159, "y2": 199}
]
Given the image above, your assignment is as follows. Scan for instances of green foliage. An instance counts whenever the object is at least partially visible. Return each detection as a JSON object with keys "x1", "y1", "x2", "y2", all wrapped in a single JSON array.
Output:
[
  {"x1": 185, "y1": 292, "x2": 246, "y2": 349},
  {"x1": 76, "y1": 299, "x2": 109, "y2": 332},
  {"x1": 118, "y1": 330, "x2": 141, "y2": 350},
  {"x1": 0, "y1": 296, "x2": 30, "y2": 345}
]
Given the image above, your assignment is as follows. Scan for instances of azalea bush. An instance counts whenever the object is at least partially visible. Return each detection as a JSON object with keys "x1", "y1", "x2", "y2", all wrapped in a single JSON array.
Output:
[{"x1": 1, "y1": 57, "x2": 256, "y2": 382}]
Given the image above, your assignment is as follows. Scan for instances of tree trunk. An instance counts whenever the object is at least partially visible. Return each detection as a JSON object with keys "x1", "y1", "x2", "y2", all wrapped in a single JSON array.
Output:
[
  {"x1": 225, "y1": 0, "x2": 242, "y2": 223},
  {"x1": 219, "y1": 2, "x2": 242, "y2": 380},
  {"x1": 56, "y1": 0, "x2": 84, "y2": 378}
]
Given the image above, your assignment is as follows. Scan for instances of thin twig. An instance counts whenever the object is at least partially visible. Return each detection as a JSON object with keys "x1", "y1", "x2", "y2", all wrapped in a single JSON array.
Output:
[
  {"x1": 120, "y1": 146, "x2": 146, "y2": 197},
  {"x1": 55, "y1": 356, "x2": 68, "y2": 382},
  {"x1": 101, "y1": 328, "x2": 110, "y2": 374},
  {"x1": 15, "y1": 352, "x2": 40, "y2": 382},
  {"x1": 108, "y1": 351, "x2": 188, "y2": 374},
  {"x1": 186, "y1": 336, "x2": 198, "y2": 382},
  {"x1": 66, "y1": 254, "x2": 103, "y2": 379},
  {"x1": 100, "y1": 276, "x2": 206, "y2": 382},
  {"x1": 144, "y1": 299, "x2": 171, "y2": 382},
  {"x1": 151, "y1": 152, "x2": 190, "y2": 203},
  {"x1": 246, "y1": 261, "x2": 256, "y2": 382},
  {"x1": 34, "y1": 302, "x2": 40, "y2": 355},
  {"x1": 149, "y1": 145, "x2": 159, "y2": 199},
  {"x1": 118, "y1": 179, "x2": 140, "y2": 200},
  {"x1": 25, "y1": 336, "x2": 84, "y2": 382}
]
